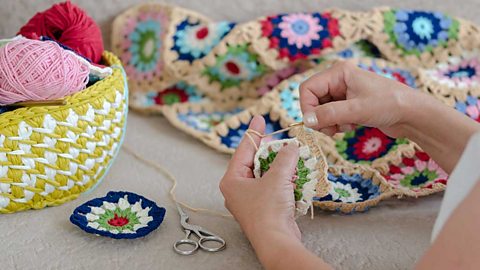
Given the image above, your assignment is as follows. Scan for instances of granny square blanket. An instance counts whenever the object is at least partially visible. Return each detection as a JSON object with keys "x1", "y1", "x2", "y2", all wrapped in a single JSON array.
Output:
[{"x1": 112, "y1": 3, "x2": 480, "y2": 213}]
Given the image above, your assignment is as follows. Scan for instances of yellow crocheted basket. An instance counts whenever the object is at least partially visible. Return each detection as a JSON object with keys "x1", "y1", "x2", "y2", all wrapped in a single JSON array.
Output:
[{"x1": 0, "y1": 51, "x2": 128, "y2": 214}]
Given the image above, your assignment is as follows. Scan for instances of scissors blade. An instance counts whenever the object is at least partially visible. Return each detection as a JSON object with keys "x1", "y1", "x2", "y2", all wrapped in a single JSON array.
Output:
[
  {"x1": 176, "y1": 202, "x2": 192, "y2": 229},
  {"x1": 185, "y1": 223, "x2": 216, "y2": 238},
  {"x1": 175, "y1": 202, "x2": 187, "y2": 218}
]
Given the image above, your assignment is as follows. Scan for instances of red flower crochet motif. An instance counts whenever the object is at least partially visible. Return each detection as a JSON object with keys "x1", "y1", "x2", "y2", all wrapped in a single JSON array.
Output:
[
  {"x1": 154, "y1": 87, "x2": 189, "y2": 105},
  {"x1": 353, "y1": 128, "x2": 393, "y2": 160}
]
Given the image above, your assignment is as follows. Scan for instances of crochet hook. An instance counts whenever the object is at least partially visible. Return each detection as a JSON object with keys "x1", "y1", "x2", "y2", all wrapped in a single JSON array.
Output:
[{"x1": 9, "y1": 99, "x2": 67, "y2": 107}]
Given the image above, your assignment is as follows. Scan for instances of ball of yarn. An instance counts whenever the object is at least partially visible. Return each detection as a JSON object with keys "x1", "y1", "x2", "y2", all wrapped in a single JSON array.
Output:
[
  {"x1": 18, "y1": 1, "x2": 104, "y2": 63},
  {"x1": 0, "y1": 37, "x2": 90, "y2": 105}
]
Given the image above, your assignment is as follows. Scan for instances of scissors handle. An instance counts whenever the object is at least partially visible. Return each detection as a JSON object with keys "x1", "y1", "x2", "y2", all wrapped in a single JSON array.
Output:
[
  {"x1": 173, "y1": 238, "x2": 199, "y2": 255},
  {"x1": 198, "y1": 235, "x2": 226, "y2": 252}
]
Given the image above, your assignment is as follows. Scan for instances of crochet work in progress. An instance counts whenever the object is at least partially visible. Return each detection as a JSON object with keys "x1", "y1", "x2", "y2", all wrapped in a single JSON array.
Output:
[
  {"x1": 252, "y1": 129, "x2": 329, "y2": 216},
  {"x1": 112, "y1": 4, "x2": 480, "y2": 213}
]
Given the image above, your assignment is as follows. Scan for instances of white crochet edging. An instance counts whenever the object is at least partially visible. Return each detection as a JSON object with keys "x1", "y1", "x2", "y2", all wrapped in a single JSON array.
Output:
[{"x1": 253, "y1": 138, "x2": 320, "y2": 217}]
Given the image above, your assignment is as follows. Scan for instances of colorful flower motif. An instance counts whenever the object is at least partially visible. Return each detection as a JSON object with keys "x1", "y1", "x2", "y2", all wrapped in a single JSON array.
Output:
[
  {"x1": 384, "y1": 10, "x2": 459, "y2": 56},
  {"x1": 261, "y1": 12, "x2": 340, "y2": 61},
  {"x1": 172, "y1": 20, "x2": 235, "y2": 62},
  {"x1": 259, "y1": 150, "x2": 312, "y2": 200},
  {"x1": 154, "y1": 88, "x2": 188, "y2": 105},
  {"x1": 155, "y1": 82, "x2": 203, "y2": 105},
  {"x1": 455, "y1": 95, "x2": 480, "y2": 122},
  {"x1": 385, "y1": 152, "x2": 448, "y2": 191},
  {"x1": 329, "y1": 181, "x2": 362, "y2": 203},
  {"x1": 336, "y1": 127, "x2": 407, "y2": 163},
  {"x1": 203, "y1": 44, "x2": 267, "y2": 89},
  {"x1": 280, "y1": 82, "x2": 302, "y2": 121},
  {"x1": 220, "y1": 115, "x2": 289, "y2": 148},
  {"x1": 279, "y1": 13, "x2": 324, "y2": 48},
  {"x1": 432, "y1": 57, "x2": 480, "y2": 88},
  {"x1": 337, "y1": 40, "x2": 382, "y2": 59},
  {"x1": 121, "y1": 11, "x2": 168, "y2": 80},
  {"x1": 178, "y1": 109, "x2": 241, "y2": 132},
  {"x1": 70, "y1": 191, "x2": 166, "y2": 239},
  {"x1": 359, "y1": 62, "x2": 417, "y2": 88},
  {"x1": 314, "y1": 173, "x2": 381, "y2": 203},
  {"x1": 131, "y1": 82, "x2": 204, "y2": 107}
]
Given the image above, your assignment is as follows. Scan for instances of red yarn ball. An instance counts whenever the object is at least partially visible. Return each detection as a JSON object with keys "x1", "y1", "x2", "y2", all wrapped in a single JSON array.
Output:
[{"x1": 18, "y1": 1, "x2": 104, "y2": 63}]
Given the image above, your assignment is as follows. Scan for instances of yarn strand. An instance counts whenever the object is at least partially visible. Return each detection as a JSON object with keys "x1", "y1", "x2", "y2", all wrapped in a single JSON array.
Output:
[
  {"x1": 245, "y1": 121, "x2": 304, "y2": 151},
  {"x1": 122, "y1": 144, "x2": 233, "y2": 218}
]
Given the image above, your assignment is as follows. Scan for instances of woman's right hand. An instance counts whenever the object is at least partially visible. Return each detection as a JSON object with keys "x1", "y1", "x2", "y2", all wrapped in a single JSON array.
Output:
[
  {"x1": 299, "y1": 61, "x2": 421, "y2": 138},
  {"x1": 299, "y1": 60, "x2": 480, "y2": 173}
]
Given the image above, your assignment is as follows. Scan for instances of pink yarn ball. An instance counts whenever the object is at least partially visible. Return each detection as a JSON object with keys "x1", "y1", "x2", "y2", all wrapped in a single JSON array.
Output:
[{"x1": 0, "y1": 37, "x2": 90, "y2": 105}]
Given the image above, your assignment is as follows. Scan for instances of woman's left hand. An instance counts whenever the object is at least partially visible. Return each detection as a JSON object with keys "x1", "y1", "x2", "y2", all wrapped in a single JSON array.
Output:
[{"x1": 219, "y1": 115, "x2": 301, "y2": 241}]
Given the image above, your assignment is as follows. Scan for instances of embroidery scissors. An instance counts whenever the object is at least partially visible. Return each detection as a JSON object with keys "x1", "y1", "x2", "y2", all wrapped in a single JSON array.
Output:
[{"x1": 173, "y1": 202, "x2": 226, "y2": 255}]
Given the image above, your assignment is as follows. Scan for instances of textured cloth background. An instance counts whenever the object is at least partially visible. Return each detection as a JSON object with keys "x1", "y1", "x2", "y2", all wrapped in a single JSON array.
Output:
[{"x1": 0, "y1": 1, "x2": 479, "y2": 269}]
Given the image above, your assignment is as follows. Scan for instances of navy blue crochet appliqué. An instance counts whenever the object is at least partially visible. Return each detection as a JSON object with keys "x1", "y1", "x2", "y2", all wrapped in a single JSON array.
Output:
[{"x1": 70, "y1": 191, "x2": 166, "y2": 239}]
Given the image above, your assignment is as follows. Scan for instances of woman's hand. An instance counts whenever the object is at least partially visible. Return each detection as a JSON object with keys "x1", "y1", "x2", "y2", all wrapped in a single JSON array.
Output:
[
  {"x1": 220, "y1": 115, "x2": 331, "y2": 270},
  {"x1": 220, "y1": 115, "x2": 301, "y2": 241},
  {"x1": 299, "y1": 61, "x2": 480, "y2": 172},
  {"x1": 300, "y1": 61, "x2": 416, "y2": 138}
]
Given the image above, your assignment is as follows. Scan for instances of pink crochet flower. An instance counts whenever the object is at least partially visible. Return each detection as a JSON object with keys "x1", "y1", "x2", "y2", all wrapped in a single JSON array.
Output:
[
  {"x1": 278, "y1": 13, "x2": 323, "y2": 49},
  {"x1": 434, "y1": 57, "x2": 480, "y2": 88},
  {"x1": 386, "y1": 152, "x2": 448, "y2": 191},
  {"x1": 121, "y1": 11, "x2": 168, "y2": 81}
]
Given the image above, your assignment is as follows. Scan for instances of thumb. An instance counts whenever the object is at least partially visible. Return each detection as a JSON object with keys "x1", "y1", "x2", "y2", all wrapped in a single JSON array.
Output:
[
  {"x1": 264, "y1": 143, "x2": 299, "y2": 182},
  {"x1": 303, "y1": 100, "x2": 364, "y2": 130}
]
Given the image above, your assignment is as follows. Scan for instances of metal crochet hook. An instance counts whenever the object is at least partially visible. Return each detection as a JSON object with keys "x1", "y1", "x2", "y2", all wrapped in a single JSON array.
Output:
[{"x1": 9, "y1": 99, "x2": 66, "y2": 107}]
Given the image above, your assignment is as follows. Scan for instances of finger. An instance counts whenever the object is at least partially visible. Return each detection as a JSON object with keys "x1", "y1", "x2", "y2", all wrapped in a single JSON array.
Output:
[
  {"x1": 227, "y1": 115, "x2": 266, "y2": 179},
  {"x1": 303, "y1": 99, "x2": 365, "y2": 130},
  {"x1": 320, "y1": 126, "x2": 338, "y2": 136},
  {"x1": 299, "y1": 61, "x2": 354, "y2": 114},
  {"x1": 264, "y1": 143, "x2": 299, "y2": 182}
]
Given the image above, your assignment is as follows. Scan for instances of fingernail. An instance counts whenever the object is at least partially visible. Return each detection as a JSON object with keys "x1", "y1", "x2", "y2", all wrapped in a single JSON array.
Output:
[
  {"x1": 249, "y1": 115, "x2": 260, "y2": 127},
  {"x1": 303, "y1": 112, "x2": 318, "y2": 127}
]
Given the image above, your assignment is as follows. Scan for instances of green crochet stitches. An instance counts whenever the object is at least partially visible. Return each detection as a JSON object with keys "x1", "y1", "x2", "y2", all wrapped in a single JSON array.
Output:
[
  {"x1": 96, "y1": 207, "x2": 141, "y2": 232},
  {"x1": 383, "y1": 9, "x2": 459, "y2": 56},
  {"x1": 259, "y1": 151, "x2": 311, "y2": 201},
  {"x1": 334, "y1": 187, "x2": 352, "y2": 198},
  {"x1": 400, "y1": 169, "x2": 439, "y2": 188},
  {"x1": 203, "y1": 44, "x2": 267, "y2": 89}
]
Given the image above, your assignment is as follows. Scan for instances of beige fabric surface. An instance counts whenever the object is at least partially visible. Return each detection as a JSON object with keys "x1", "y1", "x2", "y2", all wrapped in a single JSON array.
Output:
[{"x1": 1, "y1": 1, "x2": 479, "y2": 269}]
